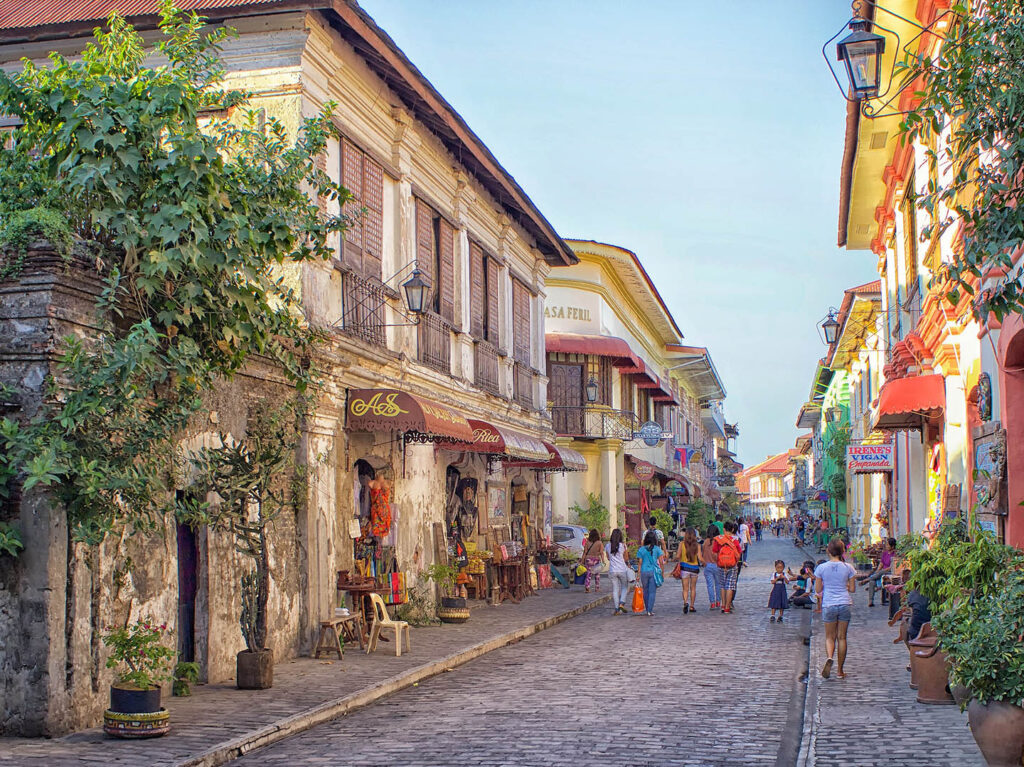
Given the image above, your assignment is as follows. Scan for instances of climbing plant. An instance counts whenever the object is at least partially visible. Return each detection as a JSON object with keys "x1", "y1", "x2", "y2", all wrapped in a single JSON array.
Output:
[
  {"x1": 0, "y1": 3, "x2": 348, "y2": 546},
  {"x1": 898, "y1": 1, "x2": 1024, "y2": 321}
]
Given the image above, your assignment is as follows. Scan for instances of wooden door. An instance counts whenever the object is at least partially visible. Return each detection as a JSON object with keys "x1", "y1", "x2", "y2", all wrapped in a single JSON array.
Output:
[{"x1": 550, "y1": 363, "x2": 583, "y2": 435}]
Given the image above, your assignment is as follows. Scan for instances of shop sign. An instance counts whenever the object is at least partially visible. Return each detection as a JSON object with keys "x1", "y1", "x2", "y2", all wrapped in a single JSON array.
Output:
[
  {"x1": 847, "y1": 444, "x2": 894, "y2": 473},
  {"x1": 633, "y1": 461, "x2": 656, "y2": 481},
  {"x1": 637, "y1": 421, "x2": 663, "y2": 447}
]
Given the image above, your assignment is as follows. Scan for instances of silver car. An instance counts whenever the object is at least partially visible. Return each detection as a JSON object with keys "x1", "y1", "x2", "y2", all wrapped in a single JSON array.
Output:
[{"x1": 552, "y1": 524, "x2": 590, "y2": 556}]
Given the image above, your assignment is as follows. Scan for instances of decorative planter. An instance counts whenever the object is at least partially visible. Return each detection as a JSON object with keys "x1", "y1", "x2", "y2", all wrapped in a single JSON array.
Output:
[
  {"x1": 236, "y1": 649, "x2": 273, "y2": 689},
  {"x1": 438, "y1": 596, "x2": 470, "y2": 624},
  {"x1": 104, "y1": 685, "x2": 168, "y2": 739},
  {"x1": 967, "y1": 699, "x2": 1024, "y2": 767}
]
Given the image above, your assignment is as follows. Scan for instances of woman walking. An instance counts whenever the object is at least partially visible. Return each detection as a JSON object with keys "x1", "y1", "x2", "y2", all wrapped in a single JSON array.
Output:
[
  {"x1": 702, "y1": 523, "x2": 722, "y2": 610},
  {"x1": 605, "y1": 528, "x2": 630, "y2": 614},
  {"x1": 814, "y1": 539, "x2": 857, "y2": 679},
  {"x1": 635, "y1": 530, "x2": 666, "y2": 616},
  {"x1": 582, "y1": 529, "x2": 605, "y2": 593},
  {"x1": 675, "y1": 527, "x2": 702, "y2": 614}
]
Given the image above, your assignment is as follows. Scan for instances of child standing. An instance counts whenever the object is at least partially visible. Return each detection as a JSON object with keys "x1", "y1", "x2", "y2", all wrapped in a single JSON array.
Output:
[{"x1": 768, "y1": 559, "x2": 791, "y2": 623}]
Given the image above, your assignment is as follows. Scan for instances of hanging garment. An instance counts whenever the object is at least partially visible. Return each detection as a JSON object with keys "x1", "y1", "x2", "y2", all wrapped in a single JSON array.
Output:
[{"x1": 369, "y1": 481, "x2": 392, "y2": 538}]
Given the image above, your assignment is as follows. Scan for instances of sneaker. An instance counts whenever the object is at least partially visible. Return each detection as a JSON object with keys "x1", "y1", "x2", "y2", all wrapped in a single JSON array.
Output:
[
  {"x1": 683, "y1": 603, "x2": 689, "y2": 614},
  {"x1": 770, "y1": 616, "x2": 776, "y2": 623},
  {"x1": 822, "y1": 658, "x2": 833, "y2": 679},
  {"x1": 777, "y1": 616, "x2": 784, "y2": 623}
]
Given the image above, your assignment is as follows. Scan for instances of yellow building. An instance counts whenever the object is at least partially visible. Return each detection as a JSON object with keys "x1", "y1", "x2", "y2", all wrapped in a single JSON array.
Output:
[{"x1": 544, "y1": 240, "x2": 728, "y2": 533}]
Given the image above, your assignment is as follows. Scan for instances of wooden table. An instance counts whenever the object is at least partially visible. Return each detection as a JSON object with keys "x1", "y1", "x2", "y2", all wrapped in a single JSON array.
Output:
[
  {"x1": 313, "y1": 613, "x2": 365, "y2": 659},
  {"x1": 493, "y1": 557, "x2": 533, "y2": 604},
  {"x1": 339, "y1": 583, "x2": 380, "y2": 644}
]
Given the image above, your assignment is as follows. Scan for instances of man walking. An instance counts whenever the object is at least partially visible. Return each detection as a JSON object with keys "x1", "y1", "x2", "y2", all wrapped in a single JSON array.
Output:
[{"x1": 738, "y1": 517, "x2": 751, "y2": 565}]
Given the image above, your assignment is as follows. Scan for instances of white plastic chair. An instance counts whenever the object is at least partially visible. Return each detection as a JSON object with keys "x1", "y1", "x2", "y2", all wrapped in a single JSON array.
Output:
[{"x1": 366, "y1": 592, "x2": 411, "y2": 657}]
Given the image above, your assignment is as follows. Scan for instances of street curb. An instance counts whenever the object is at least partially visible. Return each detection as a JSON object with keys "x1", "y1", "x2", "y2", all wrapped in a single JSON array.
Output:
[
  {"x1": 177, "y1": 594, "x2": 611, "y2": 767},
  {"x1": 795, "y1": 611, "x2": 818, "y2": 767}
]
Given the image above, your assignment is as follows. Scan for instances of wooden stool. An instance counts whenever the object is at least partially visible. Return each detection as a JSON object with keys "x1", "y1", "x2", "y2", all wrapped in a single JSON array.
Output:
[{"x1": 313, "y1": 614, "x2": 365, "y2": 659}]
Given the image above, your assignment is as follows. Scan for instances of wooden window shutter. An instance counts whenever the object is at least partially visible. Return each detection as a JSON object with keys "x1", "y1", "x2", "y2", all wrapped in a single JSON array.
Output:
[
  {"x1": 341, "y1": 140, "x2": 364, "y2": 272},
  {"x1": 415, "y1": 199, "x2": 435, "y2": 304},
  {"x1": 438, "y1": 219, "x2": 455, "y2": 323},
  {"x1": 512, "y1": 278, "x2": 531, "y2": 365},
  {"x1": 485, "y1": 256, "x2": 500, "y2": 346},
  {"x1": 599, "y1": 357, "x2": 613, "y2": 405},
  {"x1": 361, "y1": 155, "x2": 384, "y2": 280},
  {"x1": 469, "y1": 243, "x2": 485, "y2": 339}
]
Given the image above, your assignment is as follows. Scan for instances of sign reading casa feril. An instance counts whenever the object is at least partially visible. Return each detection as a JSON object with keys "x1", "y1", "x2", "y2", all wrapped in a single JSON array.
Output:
[{"x1": 544, "y1": 305, "x2": 592, "y2": 322}]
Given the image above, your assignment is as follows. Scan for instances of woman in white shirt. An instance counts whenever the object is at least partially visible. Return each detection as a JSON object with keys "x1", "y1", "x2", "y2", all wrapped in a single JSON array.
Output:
[
  {"x1": 605, "y1": 528, "x2": 630, "y2": 614},
  {"x1": 814, "y1": 538, "x2": 856, "y2": 679}
]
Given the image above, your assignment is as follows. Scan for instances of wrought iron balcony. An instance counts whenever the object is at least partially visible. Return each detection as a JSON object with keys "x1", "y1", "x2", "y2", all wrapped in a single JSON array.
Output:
[
  {"x1": 475, "y1": 340, "x2": 500, "y2": 397},
  {"x1": 417, "y1": 311, "x2": 451, "y2": 375},
  {"x1": 513, "y1": 361, "x2": 534, "y2": 409},
  {"x1": 338, "y1": 270, "x2": 387, "y2": 347},
  {"x1": 551, "y1": 406, "x2": 638, "y2": 440}
]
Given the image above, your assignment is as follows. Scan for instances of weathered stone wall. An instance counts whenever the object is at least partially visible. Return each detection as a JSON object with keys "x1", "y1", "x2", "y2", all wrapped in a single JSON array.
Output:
[{"x1": 0, "y1": 248, "x2": 310, "y2": 735}]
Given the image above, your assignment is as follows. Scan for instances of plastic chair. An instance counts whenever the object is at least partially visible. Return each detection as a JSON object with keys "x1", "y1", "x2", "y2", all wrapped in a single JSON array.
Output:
[{"x1": 366, "y1": 592, "x2": 411, "y2": 657}]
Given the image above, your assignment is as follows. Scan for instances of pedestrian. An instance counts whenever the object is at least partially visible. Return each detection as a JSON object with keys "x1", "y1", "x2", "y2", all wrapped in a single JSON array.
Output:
[
  {"x1": 754, "y1": 518, "x2": 762, "y2": 541},
  {"x1": 789, "y1": 560, "x2": 815, "y2": 609},
  {"x1": 646, "y1": 516, "x2": 665, "y2": 552},
  {"x1": 582, "y1": 529, "x2": 605, "y2": 593},
  {"x1": 635, "y1": 530, "x2": 666, "y2": 616},
  {"x1": 712, "y1": 521, "x2": 742, "y2": 614},
  {"x1": 738, "y1": 517, "x2": 752, "y2": 565},
  {"x1": 815, "y1": 539, "x2": 856, "y2": 679},
  {"x1": 768, "y1": 560, "x2": 791, "y2": 623},
  {"x1": 713, "y1": 513, "x2": 725, "y2": 535},
  {"x1": 605, "y1": 528, "x2": 630, "y2": 614},
  {"x1": 701, "y1": 523, "x2": 722, "y2": 610},
  {"x1": 675, "y1": 526, "x2": 702, "y2": 614},
  {"x1": 857, "y1": 537, "x2": 896, "y2": 607}
]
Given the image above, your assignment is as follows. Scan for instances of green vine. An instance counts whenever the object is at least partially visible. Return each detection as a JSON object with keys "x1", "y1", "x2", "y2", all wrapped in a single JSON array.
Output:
[
  {"x1": 898, "y1": 1, "x2": 1024, "y2": 321},
  {"x1": 0, "y1": 3, "x2": 347, "y2": 546},
  {"x1": 0, "y1": 207, "x2": 73, "y2": 281}
]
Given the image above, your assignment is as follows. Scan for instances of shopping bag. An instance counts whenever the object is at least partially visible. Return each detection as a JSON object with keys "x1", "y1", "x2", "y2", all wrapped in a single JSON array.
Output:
[
  {"x1": 575, "y1": 563, "x2": 588, "y2": 577},
  {"x1": 631, "y1": 583, "x2": 646, "y2": 613},
  {"x1": 671, "y1": 562, "x2": 682, "y2": 579},
  {"x1": 653, "y1": 566, "x2": 664, "y2": 588}
]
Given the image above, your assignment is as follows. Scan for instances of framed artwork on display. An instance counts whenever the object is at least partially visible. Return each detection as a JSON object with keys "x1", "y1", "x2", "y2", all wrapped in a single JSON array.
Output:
[{"x1": 488, "y1": 484, "x2": 506, "y2": 520}]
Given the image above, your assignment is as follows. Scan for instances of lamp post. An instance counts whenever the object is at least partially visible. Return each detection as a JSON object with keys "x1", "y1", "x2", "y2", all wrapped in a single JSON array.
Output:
[
  {"x1": 401, "y1": 269, "x2": 430, "y2": 315},
  {"x1": 836, "y1": 18, "x2": 886, "y2": 100},
  {"x1": 585, "y1": 377, "x2": 599, "y2": 403}
]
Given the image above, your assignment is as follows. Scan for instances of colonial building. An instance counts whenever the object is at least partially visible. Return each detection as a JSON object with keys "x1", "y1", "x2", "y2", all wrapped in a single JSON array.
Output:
[
  {"x1": 741, "y1": 452, "x2": 793, "y2": 520},
  {"x1": 543, "y1": 240, "x2": 728, "y2": 531},
  {"x1": 0, "y1": 0, "x2": 577, "y2": 735}
]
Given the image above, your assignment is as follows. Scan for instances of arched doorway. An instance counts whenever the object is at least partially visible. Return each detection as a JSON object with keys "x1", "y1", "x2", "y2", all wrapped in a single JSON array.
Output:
[{"x1": 1000, "y1": 322, "x2": 1024, "y2": 547}]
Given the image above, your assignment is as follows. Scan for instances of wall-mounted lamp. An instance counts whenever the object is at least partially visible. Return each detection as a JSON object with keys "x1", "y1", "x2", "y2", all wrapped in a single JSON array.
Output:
[
  {"x1": 401, "y1": 269, "x2": 430, "y2": 315},
  {"x1": 585, "y1": 377, "x2": 599, "y2": 403}
]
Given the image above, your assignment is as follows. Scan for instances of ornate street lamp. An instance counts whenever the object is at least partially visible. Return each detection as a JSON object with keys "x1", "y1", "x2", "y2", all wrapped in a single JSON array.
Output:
[
  {"x1": 836, "y1": 18, "x2": 886, "y2": 100},
  {"x1": 822, "y1": 310, "x2": 841, "y2": 345},
  {"x1": 585, "y1": 377, "x2": 599, "y2": 403},
  {"x1": 401, "y1": 269, "x2": 430, "y2": 315}
]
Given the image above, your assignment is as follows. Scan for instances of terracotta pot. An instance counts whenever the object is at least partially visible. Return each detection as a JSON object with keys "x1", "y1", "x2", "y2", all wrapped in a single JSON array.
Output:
[
  {"x1": 967, "y1": 699, "x2": 1024, "y2": 767},
  {"x1": 910, "y1": 646, "x2": 954, "y2": 705},
  {"x1": 109, "y1": 684, "x2": 161, "y2": 714},
  {"x1": 236, "y1": 649, "x2": 273, "y2": 690}
]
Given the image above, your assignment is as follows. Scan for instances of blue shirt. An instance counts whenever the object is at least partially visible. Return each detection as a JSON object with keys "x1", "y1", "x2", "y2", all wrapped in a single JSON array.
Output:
[{"x1": 636, "y1": 545, "x2": 663, "y2": 573}]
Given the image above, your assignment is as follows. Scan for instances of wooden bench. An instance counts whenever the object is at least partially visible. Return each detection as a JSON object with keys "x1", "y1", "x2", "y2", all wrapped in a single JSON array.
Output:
[{"x1": 313, "y1": 613, "x2": 365, "y2": 659}]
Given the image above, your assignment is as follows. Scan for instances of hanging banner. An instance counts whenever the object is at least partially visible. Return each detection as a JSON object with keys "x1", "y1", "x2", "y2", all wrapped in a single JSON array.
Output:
[{"x1": 847, "y1": 444, "x2": 894, "y2": 473}]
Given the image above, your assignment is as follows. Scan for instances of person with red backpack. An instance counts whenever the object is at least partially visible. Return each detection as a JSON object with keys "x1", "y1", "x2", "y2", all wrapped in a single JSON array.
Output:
[{"x1": 712, "y1": 521, "x2": 743, "y2": 613}]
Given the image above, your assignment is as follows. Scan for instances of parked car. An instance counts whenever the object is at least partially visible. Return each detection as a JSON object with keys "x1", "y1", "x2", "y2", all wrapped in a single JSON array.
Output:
[{"x1": 552, "y1": 525, "x2": 590, "y2": 557}]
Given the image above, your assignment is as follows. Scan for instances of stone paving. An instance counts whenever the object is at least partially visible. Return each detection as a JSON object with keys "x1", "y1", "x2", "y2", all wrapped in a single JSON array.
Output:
[
  {"x1": 800, "y1": 564, "x2": 984, "y2": 767},
  {"x1": 0, "y1": 587, "x2": 607, "y2": 767},
  {"x1": 233, "y1": 538, "x2": 811, "y2": 767}
]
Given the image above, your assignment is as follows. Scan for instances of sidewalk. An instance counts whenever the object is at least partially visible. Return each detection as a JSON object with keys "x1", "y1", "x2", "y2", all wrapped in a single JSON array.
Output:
[
  {"x1": 0, "y1": 588, "x2": 608, "y2": 767},
  {"x1": 799, "y1": 587, "x2": 984, "y2": 766}
]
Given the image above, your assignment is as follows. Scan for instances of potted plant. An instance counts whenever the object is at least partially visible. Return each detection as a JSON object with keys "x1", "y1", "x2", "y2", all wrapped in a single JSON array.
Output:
[
  {"x1": 172, "y1": 661, "x2": 200, "y2": 697},
  {"x1": 426, "y1": 562, "x2": 469, "y2": 623},
  {"x1": 180, "y1": 402, "x2": 305, "y2": 690},
  {"x1": 102, "y1": 618, "x2": 175, "y2": 738}
]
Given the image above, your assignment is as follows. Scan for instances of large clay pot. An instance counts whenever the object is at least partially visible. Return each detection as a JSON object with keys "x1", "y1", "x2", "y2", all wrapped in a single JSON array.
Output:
[
  {"x1": 236, "y1": 649, "x2": 273, "y2": 689},
  {"x1": 967, "y1": 699, "x2": 1024, "y2": 767},
  {"x1": 438, "y1": 596, "x2": 470, "y2": 624}
]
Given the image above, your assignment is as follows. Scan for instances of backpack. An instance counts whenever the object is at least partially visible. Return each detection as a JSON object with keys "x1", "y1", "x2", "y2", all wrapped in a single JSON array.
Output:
[{"x1": 715, "y1": 535, "x2": 740, "y2": 568}]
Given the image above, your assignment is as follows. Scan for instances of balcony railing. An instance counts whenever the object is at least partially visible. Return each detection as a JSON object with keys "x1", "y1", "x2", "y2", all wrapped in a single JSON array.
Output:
[
  {"x1": 475, "y1": 340, "x2": 500, "y2": 397},
  {"x1": 513, "y1": 362, "x2": 533, "y2": 409},
  {"x1": 417, "y1": 311, "x2": 451, "y2": 375},
  {"x1": 551, "y1": 406, "x2": 638, "y2": 440},
  {"x1": 339, "y1": 270, "x2": 387, "y2": 347}
]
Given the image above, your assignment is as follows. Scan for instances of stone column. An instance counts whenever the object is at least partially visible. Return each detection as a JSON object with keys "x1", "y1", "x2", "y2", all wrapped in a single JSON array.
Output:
[{"x1": 596, "y1": 439, "x2": 622, "y2": 535}]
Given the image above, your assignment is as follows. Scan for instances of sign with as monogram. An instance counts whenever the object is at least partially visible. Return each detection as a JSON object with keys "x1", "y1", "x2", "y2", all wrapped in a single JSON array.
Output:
[{"x1": 347, "y1": 389, "x2": 472, "y2": 442}]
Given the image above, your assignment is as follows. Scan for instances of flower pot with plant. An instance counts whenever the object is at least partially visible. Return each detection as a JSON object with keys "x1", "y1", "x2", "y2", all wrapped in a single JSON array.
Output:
[
  {"x1": 102, "y1": 618, "x2": 175, "y2": 738},
  {"x1": 172, "y1": 661, "x2": 200, "y2": 697},
  {"x1": 426, "y1": 562, "x2": 469, "y2": 623}
]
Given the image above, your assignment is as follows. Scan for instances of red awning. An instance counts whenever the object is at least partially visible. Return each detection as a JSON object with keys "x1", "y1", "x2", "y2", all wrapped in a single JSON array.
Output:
[
  {"x1": 874, "y1": 374, "x2": 945, "y2": 431},
  {"x1": 546, "y1": 333, "x2": 641, "y2": 369},
  {"x1": 628, "y1": 361, "x2": 661, "y2": 388},
  {"x1": 455, "y1": 419, "x2": 550, "y2": 461},
  {"x1": 505, "y1": 442, "x2": 588, "y2": 472},
  {"x1": 346, "y1": 389, "x2": 473, "y2": 442}
]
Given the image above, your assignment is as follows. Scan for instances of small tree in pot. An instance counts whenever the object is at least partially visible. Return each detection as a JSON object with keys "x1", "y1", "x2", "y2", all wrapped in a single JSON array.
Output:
[
  {"x1": 425, "y1": 562, "x2": 469, "y2": 623},
  {"x1": 180, "y1": 400, "x2": 306, "y2": 689},
  {"x1": 102, "y1": 618, "x2": 175, "y2": 738}
]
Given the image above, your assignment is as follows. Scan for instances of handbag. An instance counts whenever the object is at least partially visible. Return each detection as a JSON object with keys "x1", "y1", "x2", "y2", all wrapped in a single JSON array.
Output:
[
  {"x1": 653, "y1": 565, "x2": 664, "y2": 588},
  {"x1": 575, "y1": 562, "x2": 588, "y2": 577},
  {"x1": 670, "y1": 562, "x2": 682, "y2": 579},
  {"x1": 631, "y1": 582, "x2": 646, "y2": 613}
]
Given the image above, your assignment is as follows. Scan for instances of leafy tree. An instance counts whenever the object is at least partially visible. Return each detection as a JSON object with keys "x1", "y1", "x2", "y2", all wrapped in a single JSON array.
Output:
[
  {"x1": 683, "y1": 498, "x2": 712, "y2": 534},
  {"x1": 0, "y1": 3, "x2": 347, "y2": 545},
  {"x1": 899, "y1": 1, "x2": 1024, "y2": 320},
  {"x1": 571, "y1": 493, "x2": 610, "y2": 533}
]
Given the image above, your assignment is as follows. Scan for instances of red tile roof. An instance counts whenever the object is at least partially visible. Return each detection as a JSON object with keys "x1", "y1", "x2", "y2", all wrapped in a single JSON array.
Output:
[{"x1": 0, "y1": 0, "x2": 293, "y2": 30}]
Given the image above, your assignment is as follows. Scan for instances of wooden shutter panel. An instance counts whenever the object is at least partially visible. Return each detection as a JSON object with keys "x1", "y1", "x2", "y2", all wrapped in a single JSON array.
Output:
[
  {"x1": 341, "y1": 140, "x2": 364, "y2": 272},
  {"x1": 438, "y1": 219, "x2": 455, "y2": 323},
  {"x1": 469, "y1": 243, "x2": 485, "y2": 338},
  {"x1": 415, "y1": 199, "x2": 435, "y2": 305},
  {"x1": 485, "y1": 256, "x2": 500, "y2": 346},
  {"x1": 512, "y1": 278, "x2": 530, "y2": 364},
  {"x1": 362, "y1": 155, "x2": 384, "y2": 280}
]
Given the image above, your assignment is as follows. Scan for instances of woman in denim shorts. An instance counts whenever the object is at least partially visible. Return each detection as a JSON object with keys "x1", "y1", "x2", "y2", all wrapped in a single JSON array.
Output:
[{"x1": 814, "y1": 539, "x2": 856, "y2": 679}]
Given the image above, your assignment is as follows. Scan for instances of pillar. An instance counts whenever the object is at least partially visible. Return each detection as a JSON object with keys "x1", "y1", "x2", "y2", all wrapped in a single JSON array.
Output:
[{"x1": 596, "y1": 439, "x2": 621, "y2": 535}]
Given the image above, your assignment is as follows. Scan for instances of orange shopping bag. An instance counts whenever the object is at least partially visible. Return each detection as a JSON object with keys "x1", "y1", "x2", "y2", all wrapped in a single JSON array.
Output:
[{"x1": 631, "y1": 582, "x2": 646, "y2": 614}]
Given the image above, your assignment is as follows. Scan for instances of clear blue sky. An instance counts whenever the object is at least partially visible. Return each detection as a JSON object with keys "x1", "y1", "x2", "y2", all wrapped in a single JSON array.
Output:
[{"x1": 359, "y1": 0, "x2": 878, "y2": 468}]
